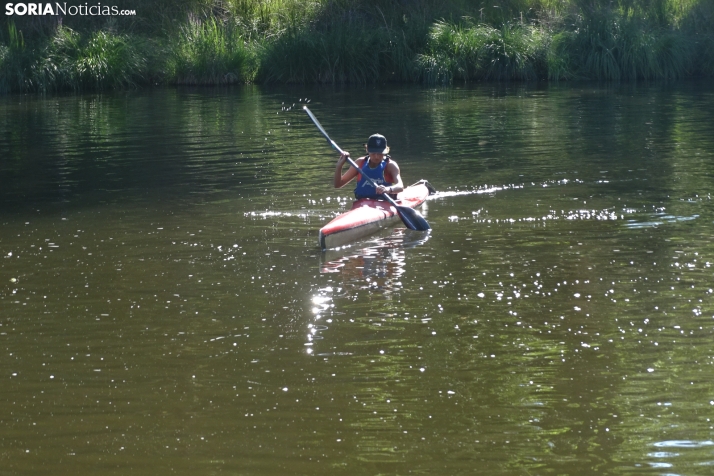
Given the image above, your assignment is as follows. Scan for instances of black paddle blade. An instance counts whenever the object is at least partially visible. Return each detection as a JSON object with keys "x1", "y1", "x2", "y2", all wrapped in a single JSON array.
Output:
[{"x1": 397, "y1": 206, "x2": 431, "y2": 231}]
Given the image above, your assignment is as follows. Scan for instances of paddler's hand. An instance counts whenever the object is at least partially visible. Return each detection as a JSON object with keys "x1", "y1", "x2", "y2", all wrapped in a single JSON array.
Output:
[
  {"x1": 338, "y1": 151, "x2": 350, "y2": 165},
  {"x1": 376, "y1": 185, "x2": 391, "y2": 195}
]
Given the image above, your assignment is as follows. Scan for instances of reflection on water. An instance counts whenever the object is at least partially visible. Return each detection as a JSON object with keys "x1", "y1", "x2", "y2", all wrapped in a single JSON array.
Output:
[
  {"x1": 320, "y1": 228, "x2": 430, "y2": 274},
  {"x1": 2, "y1": 83, "x2": 714, "y2": 475},
  {"x1": 645, "y1": 440, "x2": 714, "y2": 472},
  {"x1": 307, "y1": 229, "x2": 430, "y2": 354},
  {"x1": 626, "y1": 212, "x2": 700, "y2": 229}
]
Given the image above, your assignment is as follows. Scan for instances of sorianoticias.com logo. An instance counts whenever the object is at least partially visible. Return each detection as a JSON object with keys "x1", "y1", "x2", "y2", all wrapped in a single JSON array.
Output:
[{"x1": 5, "y1": 3, "x2": 136, "y2": 16}]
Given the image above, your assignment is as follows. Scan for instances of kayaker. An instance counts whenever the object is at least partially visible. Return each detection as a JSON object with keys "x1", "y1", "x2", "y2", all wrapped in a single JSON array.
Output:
[{"x1": 334, "y1": 134, "x2": 405, "y2": 199}]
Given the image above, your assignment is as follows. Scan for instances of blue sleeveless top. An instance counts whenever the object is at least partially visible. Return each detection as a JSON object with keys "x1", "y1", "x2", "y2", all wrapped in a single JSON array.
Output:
[{"x1": 354, "y1": 156, "x2": 394, "y2": 199}]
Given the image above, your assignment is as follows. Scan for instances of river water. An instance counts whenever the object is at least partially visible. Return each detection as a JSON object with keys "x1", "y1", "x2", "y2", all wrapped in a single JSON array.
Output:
[{"x1": 1, "y1": 82, "x2": 714, "y2": 475}]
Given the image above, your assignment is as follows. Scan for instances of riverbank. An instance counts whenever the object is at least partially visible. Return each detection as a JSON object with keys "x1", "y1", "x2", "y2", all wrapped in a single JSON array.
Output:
[{"x1": 2, "y1": 0, "x2": 713, "y2": 93}]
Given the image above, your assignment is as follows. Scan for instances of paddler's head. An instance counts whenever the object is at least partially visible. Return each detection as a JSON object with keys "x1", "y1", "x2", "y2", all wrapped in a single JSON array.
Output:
[{"x1": 365, "y1": 134, "x2": 389, "y2": 165}]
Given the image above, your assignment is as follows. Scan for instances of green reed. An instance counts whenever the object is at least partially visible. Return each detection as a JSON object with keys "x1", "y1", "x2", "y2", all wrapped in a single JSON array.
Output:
[
  {"x1": 2, "y1": 0, "x2": 714, "y2": 93},
  {"x1": 701, "y1": 34, "x2": 714, "y2": 76},
  {"x1": 550, "y1": 7, "x2": 695, "y2": 81},
  {"x1": 258, "y1": 23, "x2": 421, "y2": 84},
  {"x1": 257, "y1": 0, "x2": 432, "y2": 84},
  {"x1": 69, "y1": 29, "x2": 146, "y2": 90},
  {"x1": 0, "y1": 22, "x2": 30, "y2": 93},
  {"x1": 417, "y1": 20, "x2": 548, "y2": 84},
  {"x1": 679, "y1": 0, "x2": 714, "y2": 76},
  {"x1": 1, "y1": 22, "x2": 148, "y2": 92},
  {"x1": 167, "y1": 18, "x2": 258, "y2": 85}
]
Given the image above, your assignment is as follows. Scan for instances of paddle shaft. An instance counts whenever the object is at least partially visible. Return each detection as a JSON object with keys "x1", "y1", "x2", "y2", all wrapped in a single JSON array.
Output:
[
  {"x1": 303, "y1": 106, "x2": 401, "y2": 209},
  {"x1": 303, "y1": 106, "x2": 430, "y2": 231}
]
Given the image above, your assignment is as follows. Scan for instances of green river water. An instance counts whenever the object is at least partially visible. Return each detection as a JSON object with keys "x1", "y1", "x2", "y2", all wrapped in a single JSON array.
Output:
[{"x1": 1, "y1": 82, "x2": 714, "y2": 475}]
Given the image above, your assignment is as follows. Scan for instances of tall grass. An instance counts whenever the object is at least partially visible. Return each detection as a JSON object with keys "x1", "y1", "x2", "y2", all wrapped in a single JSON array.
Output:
[
  {"x1": 259, "y1": 27, "x2": 379, "y2": 84},
  {"x1": 0, "y1": 22, "x2": 32, "y2": 93},
  {"x1": 701, "y1": 34, "x2": 714, "y2": 76},
  {"x1": 550, "y1": 8, "x2": 694, "y2": 81},
  {"x1": 1, "y1": 21, "x2": 147, "y2": 92},
  {"x1": 679, "y1": 0, "x2": 714, "y2": 76},
  {"x1": 417, "y1": 20, "x2": 548, "y2": 84},
  {"x1": 2, "y1": 0, "x2": 714, "y2": 93},
  {"x1": 167, "y1": 18, "x2": 258, "y2": 85},
  {"x1": 257, "y1": 0, "x2": 427, "y2": 83},
  {"x1": 66, "y1": 29, "x2": 147, "y2": 90}
]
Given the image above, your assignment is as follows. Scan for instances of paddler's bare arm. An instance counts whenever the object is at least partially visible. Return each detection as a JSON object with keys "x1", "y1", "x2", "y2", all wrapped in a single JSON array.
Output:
[
  {"x1": 375, "y1": 160, "x2": 404, "y2": 195},
  {"x1": 334, "y1": 152, "x2": 361, "y2": 188}
]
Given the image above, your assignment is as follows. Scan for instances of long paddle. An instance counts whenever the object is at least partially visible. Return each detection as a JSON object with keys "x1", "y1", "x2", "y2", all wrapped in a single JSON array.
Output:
[{"x1": 303, "y1": 106, "x2": 431, "y2": 232}]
